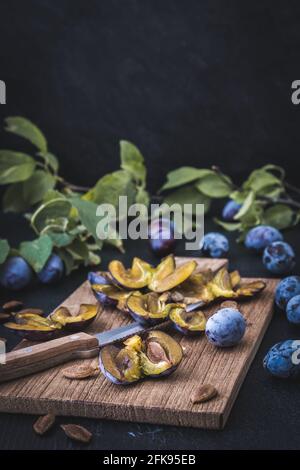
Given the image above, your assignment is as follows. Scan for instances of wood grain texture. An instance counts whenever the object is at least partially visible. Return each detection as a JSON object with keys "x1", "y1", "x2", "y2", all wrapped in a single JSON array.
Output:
[{"x1": 0, "y1": 258, "x2": 277, "y2": 430}]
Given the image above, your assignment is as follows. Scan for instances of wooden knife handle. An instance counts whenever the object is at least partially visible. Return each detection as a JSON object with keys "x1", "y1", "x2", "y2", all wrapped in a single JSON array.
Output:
[{"x1": 0, "y1": 332, "x2": 99, "y2": 383}]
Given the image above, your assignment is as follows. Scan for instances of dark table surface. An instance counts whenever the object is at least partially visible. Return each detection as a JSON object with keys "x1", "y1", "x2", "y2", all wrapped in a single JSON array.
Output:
[{"x1": 0, "y1": 214, "x2": 299, "y2": 450}]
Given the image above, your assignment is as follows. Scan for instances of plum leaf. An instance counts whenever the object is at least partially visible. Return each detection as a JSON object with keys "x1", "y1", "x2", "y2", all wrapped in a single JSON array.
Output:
[
  {"x1": 19, "y1": 234, "x2": 53, "y2": 272},
  {"x1": 5, "y1": 116, "x2": 47, "y2": 153}
]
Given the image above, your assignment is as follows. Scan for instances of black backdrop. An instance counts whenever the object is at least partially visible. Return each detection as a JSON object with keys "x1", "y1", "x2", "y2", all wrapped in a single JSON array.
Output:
[
  {"x1": 2, "y1": 0, "x2": 300, "y2": 451},
  {"x1": 1, "y1": 0, "x2": 300, "y2": 193}
]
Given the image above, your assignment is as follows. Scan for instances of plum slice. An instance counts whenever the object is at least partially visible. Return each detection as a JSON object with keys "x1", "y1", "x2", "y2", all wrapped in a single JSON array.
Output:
[
  {"x1": 169, "y1": 308, "x2": 206, "y2": 335},
  {"x1": 108, "y1": 257, "x2": 153, "y2": 289},
  {"x1": 50, "y1": 304, "x2": 99, "y2": 332}
]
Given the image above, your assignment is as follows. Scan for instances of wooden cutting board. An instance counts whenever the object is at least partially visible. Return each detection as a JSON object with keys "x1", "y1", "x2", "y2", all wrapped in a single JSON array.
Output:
[{"x1": 0, "y1": 257, "x2": 277, "y2": 430}]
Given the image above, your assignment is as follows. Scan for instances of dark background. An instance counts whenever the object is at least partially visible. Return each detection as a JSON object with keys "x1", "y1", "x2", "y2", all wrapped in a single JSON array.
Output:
[
  {"x1": 1, "y1": 0, "x2": 300, "y2": 451},
  {"x1": 1, "y1": 0, "x2": 300, "y2": 191}
]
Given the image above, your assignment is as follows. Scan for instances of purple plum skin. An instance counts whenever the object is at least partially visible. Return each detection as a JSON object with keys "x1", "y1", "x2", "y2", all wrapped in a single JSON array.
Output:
[
  {"x1": 88, "y1": 271, "x2": 111, "y2": 286},
  {"x1": 245, "y1": 225, "x2": 283, "y2": 252},
  {"x1": 263, "y1": 340, "x2": 300, "y2": 378},
  {"x1": 222, "y1": 200, "x2": 242, "y2": 221},
  {"x1": 37, "y1": 254, "x2": 64, "y2": 284},
  {"x1": 275, "y1": 276, "x2": 300, "y2": 310},
  {"x1": 263, "y1": 241, "x2": 295, "y2": 275},
  {"x1": 202, "y1": 232, "x2": 229, "y2": 258},
  {"x1": 0, "y1": 256, "x2": 33, "y2": 290},
  {"x1": 149, "y1": 218, "x2": 177, "y2": 257},
  {"x1": 286, "y1": 295, "x2": 300, "y2": 325},
  {"x1": 99, "y1": 354, "x2": 130, "y2": 385},
  {"x1": 205, "y1": 308, "x2": 246, "y2": 347}
]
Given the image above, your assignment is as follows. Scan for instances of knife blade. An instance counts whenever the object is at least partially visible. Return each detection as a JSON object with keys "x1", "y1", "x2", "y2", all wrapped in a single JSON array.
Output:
[{"x1": 0, "y1": 319, "x2": 170, "y2": 383}]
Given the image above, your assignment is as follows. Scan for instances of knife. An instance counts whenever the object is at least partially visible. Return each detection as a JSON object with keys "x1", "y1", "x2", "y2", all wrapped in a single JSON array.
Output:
[{"x1": 0, "y1": 321, "x2": 153, "y2": 383}]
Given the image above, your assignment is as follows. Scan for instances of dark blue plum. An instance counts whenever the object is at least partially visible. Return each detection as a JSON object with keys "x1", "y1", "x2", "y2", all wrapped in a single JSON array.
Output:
[
  {"x1": 205, "y1": 308, "x2": 246, "y2": 347},
  {"x1": 149, "y1": 218, "x2": 177, "y2": 257},
  {"x1": 286, "y1": 295, "x2": 300, "y2": 325},
  {"x1": 245, "y1": 225, "x2": 283, "y2": 252},
  {"x1": 263, "y1": 340, "x2": 300, "y2": 378},
  {"x1": 263, "y1": 241, "x2": 295, "y2": 274},
  {"x1": 275, "y1": 276, "x2": 300, "y2": 310},
  {"x1": 202, "y1": 232, "x2": 229, "y2": 258},
  {"x1": 222, "y1": 200, "x2": 241, "y2": 221},
  {"x1": 0, "y1": 256, "x2": 33, "y2": 290},
  {"x1": 37, "y1": 254, "x2": 64, "y2": 284}
]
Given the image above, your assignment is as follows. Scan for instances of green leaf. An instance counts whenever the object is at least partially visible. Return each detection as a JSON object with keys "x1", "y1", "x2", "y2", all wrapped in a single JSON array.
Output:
[
  {"x1": 19, "y1": 234, "x2": 53, "y2": 272},
  {"x1": 234, "y1": 191, "x2": 255, "y2": 219},
  {"x1": 135, "y1": 187, "x2": 150, "y2": 206},
  {"x1": 214, "y1": 219, "x2": 241, "y2": 231},
  {"x1": 163, "y1": 185, "x2": 211, "y2": 214},
  {"x1": 5, "y1": 117, "x2": 47, "y2": 152},
  {"x1": 88, "y1": 251, "x2": 101, "y2": 266},
  {"x1": 0, "y1": 150, "x2": 35, "y2": 184},
  {"x1": 23, "y1": 170, "x2": 55, "y2": 205},
  {"x1": 120, "y1": 140, "x2": 146, "y2": 185},
  {"x1": 0, "y1": 239, "x2": 10, "y2": 264},
  {"x1": 161, "y1": 167, "x2": 212, "y2": 191},
  {"x1": 31, "y1": 198, "x2": 72, "y2": 232},
  {"x1": 2, "y1": 170, "x2": 55, "y2": 213},
  {"x1": 70, "y1": 198, "x2": 104, "y2": 249},
  {"x1": 2, "y1": 183, "x2": 28, "y2": 213},
  {"x1": 66, "y1": 238, "x2": 90, "y2": 263},
  {"x1": 195, "y1": 172, "x2": 233, "y2": 198},
  {"x1": 56, "y1": 248, "x2": 75, "y2": 275},
  {"x1": 93, "y1": 170, "x2": 136, "y2": 209},
  {"x1": 262, "y1": 204, "x2": 294, "y2": 230},
  {"x1": 46, "y1": 231, "x2": 75, "y2": 247},
  {"x1": 38, "y1": 152, "x2": 59, "y2": 173},
  {"x1": 262, "y1": 164, "x2": 285, "y2": 180},
  {"x1": 243, "y1": 168, "x2": 282, "y2": 195},
  {"x1": 230, "y1": 189, "x2": 249, "y2": 204}
]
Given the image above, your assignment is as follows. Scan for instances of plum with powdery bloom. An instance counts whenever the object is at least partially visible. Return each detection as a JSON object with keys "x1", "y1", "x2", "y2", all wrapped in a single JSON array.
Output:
[
  {"x1": 245, "y1": 225, "x2": 283, "y2": 252},
  {"x1": 0, "y1": 256, "x2": 33, "y2": 290},
  {"x1": 205, "y1": 308, "x2": 246, "y2": 347},
  {"x1": 37, "y1": 254, "x2": 64, "y2": 284},
  {"x1": 222, "y1": 200, "x2": 241, "y2": 221},
  {"x1": 263, "y1": 340, "x2": 300, "y2": 378},
  {"x1": 275, "y1": 276, "x2": 300, "y2": 310},
  {"x1": 263, "y1": 241, "x2": 295, "y2": 274},
  {"x1": 202, "y1": 232, "x2": 229, "y2": 258},
  {"x1": 286, "y1": 295, "x2": 300, "y2": 325}
]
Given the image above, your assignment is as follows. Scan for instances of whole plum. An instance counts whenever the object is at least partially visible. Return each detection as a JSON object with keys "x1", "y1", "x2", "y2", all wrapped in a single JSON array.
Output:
[
  {"x1": 149, "y1": 218, "x2": 177, "y2": 257},
  {"x1": 205, "y1": 308, "x2": 246, "y2": 347},
  {"x1": 286, "y1": 295, "x2": 300, "y2": 325},
  {"x1": 275, "y1": 276, "x2": 300, "y2": 310},
  {"x1": 202, "y1": 232, "x2": 229, "y2": 258},
  {"x1": 245, "y1": 225, "x2": 283, "y2": 252},
  {"x1": 263, "y1": 241, "x2": 295, "y2": 274},
  {"x1": 37, "y1": 254, "x2": 64, "y2": 284},
  {"x1": 263, "y1": 340, "x2": 300, "y2": 378},
  {"x1": 0, "y1": 256, "x2": 33, "y2": 290},
  {"x1": 222, "y1": 200, "x2": 241, "y2": 221}
]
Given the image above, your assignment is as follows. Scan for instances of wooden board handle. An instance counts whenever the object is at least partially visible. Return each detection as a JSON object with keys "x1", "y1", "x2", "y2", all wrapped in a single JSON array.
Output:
[{"x1": 0, "y1": 332, "x2": 99, "y2": 383}]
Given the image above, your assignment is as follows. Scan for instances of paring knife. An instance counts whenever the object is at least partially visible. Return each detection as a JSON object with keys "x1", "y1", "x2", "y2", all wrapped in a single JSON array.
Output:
[{"x1": 0, "y1": 321, "x2": 153, "y2": 384}]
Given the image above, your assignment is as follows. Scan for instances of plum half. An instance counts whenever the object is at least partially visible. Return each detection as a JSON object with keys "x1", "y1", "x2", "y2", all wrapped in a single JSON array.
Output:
[
  {"x1": 50, "y1": 304, "x2": 99, "y2": 332},
  {"x1": 90, "y1": 283, "x2": 132, "y2": 309},
  {"x1": 99, "y1": 330, "x2": 182, "y2": 385},
  {"x1": 169, "y1": 308, "x2": 206, "y2": 335},
  {"x1": 4, "y1": 312, "x2": 62, "y2": 341},
  {"x1": 126, "y1": 292, "x2": 179, "y2": 325}
]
